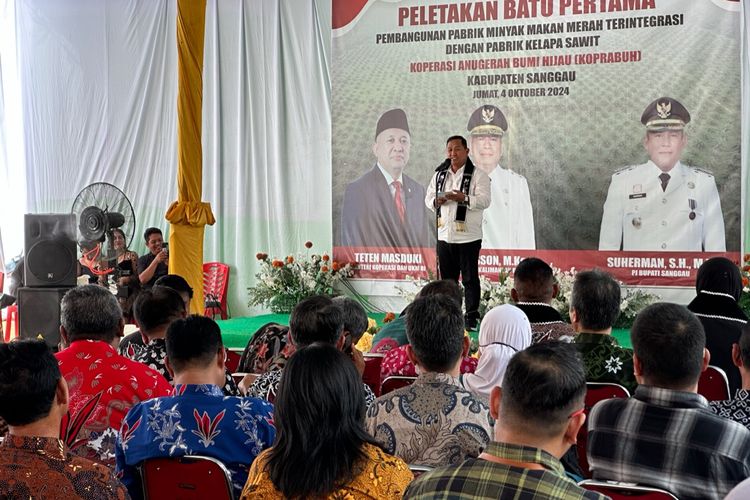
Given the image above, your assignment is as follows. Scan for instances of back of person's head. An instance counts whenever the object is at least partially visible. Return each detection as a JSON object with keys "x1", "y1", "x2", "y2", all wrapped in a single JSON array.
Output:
[
  {"x1": 60, "y1": 285, "x2": 122, "y2": 343},
  {"x1": 695, "y1": 257, "x2": 743, "y2": 300},
  {"x1": 133, "y1": 286, "x2": 186, "y2": 334},
  {"x1": 0, "y1": 340, "x2": 62, "y2": 426},
  {"x1": 500, "y1": 342, "x2": 586, "y2": 438},
  {"x1": 143, "y1": 227, "x2": 162, "y2": 242},
  {"x1": 740, "y1": 323, "x2": 750, "y2": 368},
  {"x1": 267, "y1": 343, "x2": 376, "y2": 498},
  {"x1": 166, "y1": 315, "x2": 223, "y2": 373},
  {"x1": 154, "y1": 274, "x2": 194, "y2": 299},
  {"x1": 513, "y1": 258, "x2": 555, "y2": 302},
  {"x1": 406, "y1": 294, "x2": 464, "y2": 372},
  {"x1": 631, "y1": 303, "x2": 706, "y2": 388},
  {"x1": 416, "y1": 279, "x2": 462, "y2": 308},
  {"x1": 570, "y1": 269, "x2": 621, "y2": 330},
  {"x1": 331, "y1": 296, "x2": 368, "y2": 346},
  {"x1": 289, "y1": 295, "x2": 344, "y2": 347}
]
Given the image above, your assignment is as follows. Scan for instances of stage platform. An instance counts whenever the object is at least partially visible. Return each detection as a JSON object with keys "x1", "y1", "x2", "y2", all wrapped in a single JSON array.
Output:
[{"x1": 218, "y1": 314, "x2": 632, "y2": 351}]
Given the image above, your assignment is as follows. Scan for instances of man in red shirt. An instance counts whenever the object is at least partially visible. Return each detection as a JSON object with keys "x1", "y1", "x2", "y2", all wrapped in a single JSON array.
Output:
[{"x1": 55, "y1": 285, "x2": 171, "y2": 466}]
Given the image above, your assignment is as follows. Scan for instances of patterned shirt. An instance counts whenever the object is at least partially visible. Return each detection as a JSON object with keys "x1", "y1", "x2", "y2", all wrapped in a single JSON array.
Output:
[
  {"x1": 515, "y1": 303, "x2": 576, "y2": 344},
  {"x1": 55, "y1": 340, "x2": 172, "y2": 466},
  {"x1": 0, "y1": 435, "x2": 128, "y2": 499},
  {"x1": 366, "y1": 372, "x2": 493, "y2": 467},
  {"x1": 131, "y1": 338, "x2": 240, "y2": 396},
  {"x1": 588, "y1": 385, "x2": 750, "y2": 500},
  {"x1": 116, "y1": 384, "x2": 275, "y2": 499},
  {"x1": 241, "y1": 442, "x2": 413, "y2": 499},
  {"x1": 248, "y1": 366, "x2": 376, "y2": 406},
  {"x1": 574, "y1": 332, "x2": 637, "y2": 394},
  {"x1": 404, "y1": 441, "x2": 607, "y2": 500},
  {"x1": 381, "y1": 344, "x2": 478, "y2": 379},
  {"x1": 711, "y1": 389, "x2": 750, "y2": 428}
]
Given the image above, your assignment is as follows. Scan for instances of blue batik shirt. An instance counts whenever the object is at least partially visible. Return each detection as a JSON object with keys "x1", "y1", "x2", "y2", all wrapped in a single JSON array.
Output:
[{"x1": 115, "y1": 384, "x2": 275, "y2": 499}]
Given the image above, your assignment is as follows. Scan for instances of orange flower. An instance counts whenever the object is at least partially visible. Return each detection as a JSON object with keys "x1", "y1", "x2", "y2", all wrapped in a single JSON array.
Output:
[
  {"x1": 272, "y1": 259, "x2": 284, "y2": 268},
  {"x1": 744, "y1": 253, "x2": 750, "y2": 263},
  {"x1": 743, "y1": 265, "x2": 750, "y2": 272},
  {"x1": 322, "y1": 254, "x2": 330, "y2": 262},
  {"x1": 384, "y1": 312, "x2": 396, "y2": 323},
  {"x1": 321, "y1": 266, "x2": 329, "y2": 273},
  {"x1": 305, "y1": 241, "x2": 313, "y2": 249},
  {"x1": 743, "y1": 277, "x2": 749, "y2": 287},
  {"x1": 286, "y1": 256, "x2": 294, "y2": 264},
  {"x1": 256, "y1": 252, "x2": 268, "y2": 260},
  {"x1": 331, "y1": 262, "x2": 340, "y2": 271}
]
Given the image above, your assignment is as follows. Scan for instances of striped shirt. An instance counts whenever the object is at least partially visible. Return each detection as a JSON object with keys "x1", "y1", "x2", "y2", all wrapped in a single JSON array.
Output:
[
  {"x1": 404, "y1": 441, "x2": 606, "y2": 499},
  {"x1": 588, "y1": 385, "x2": 750, "y2": 500}
]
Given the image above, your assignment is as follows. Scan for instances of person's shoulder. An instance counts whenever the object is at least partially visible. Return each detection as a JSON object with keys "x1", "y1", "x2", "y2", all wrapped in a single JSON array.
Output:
[
  {"x1": 347, "y1": 165, "x2": 380, "y2": 187},
  {"x1": 66, "y1": 453, "x2": 127, "y2": 496},
  {"x1": 611, "y1": 163, "x2": 644, "y2": 178},
  {"x1": 684, "y1": 164, "x2": 715, "y2": 178},
  {"x1": 402, "y1": 173, "x2": 426, "y2": 191}
]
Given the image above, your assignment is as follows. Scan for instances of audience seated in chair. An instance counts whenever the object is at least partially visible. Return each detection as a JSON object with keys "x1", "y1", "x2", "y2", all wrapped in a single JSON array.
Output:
[
  {"x1": 512, "y1": 257, "x2": 576, "y2": 343},
  {"x1": 244, "y1": 296, "x2": 375, "y2": 405},
  {"x1": 404, "y1": 342, "x2": 607, "y2": 500},
  {"x1": 687, "y1": 257, "x2": 748, "y2": 394},
  {"x1": 366, "y1": 294, "x2": 494, "y2": 467},
  {"x1": 129, "y1": 286, "x2": 240, "y2": 396},
  {"x1": 238, "y1": 322, "x2": 292, "y2": 374},
  {"x1": 572, "y1": 270, "x2": 637, "y2": 394},
  {"x1": 378, "y1": 280, "x2": 478, "y2": 378},
  {"x1": 241, "y1": 343, "x2": 412, "y2": 499},
  {"x1": 711, "y1": 322, "x2": 750, "y2": 428},
  {"x1": 119, "y1": 273, "x2": 193, "y2": 359},
  {"x1": 587, "y1": 302, "x2": 750, "y2": 500},
  {"x1": 0, "y1": 340, "x2": 127, "y2": 499},
  {"x1": 460, "y1": 304, "x2": 531, "y2": 402},
  {"x1": 55, "y1": 285, "x2": 171, "y2": 466},
  {"x1": 116, "y1": 315, "x2": 275, "y2": 499}
]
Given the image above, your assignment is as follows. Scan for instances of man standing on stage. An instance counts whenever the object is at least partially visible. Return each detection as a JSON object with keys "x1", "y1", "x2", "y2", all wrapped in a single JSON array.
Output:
[
  {"x1": 599, "y1": 97, "x2": 725, "y2": 251},
  {"x1": 468, "y1": 104, "x2": 535, "y2": 249},
  {"x1": 426, "y1": 136, "x2": 491, "y2": 330}
]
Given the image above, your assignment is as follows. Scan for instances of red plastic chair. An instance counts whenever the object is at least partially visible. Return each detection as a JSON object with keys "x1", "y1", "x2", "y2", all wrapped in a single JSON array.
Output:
[
  {"x1": 363, "y1": 353, "x2": 385, "y2": 397},
  {"x1": 380, "y1": 375, "x2": 417, "y2": 395},
  {"x1": 225, "y1": 349, "x2": 242, "y2": 373},
  {"x1": 140, "y1": 455, "x2": 235, "y2": 500},
  {"x1": 578, "y1": 480, "x2": 678, "y2": 499},
  {"x1": 4, "y1": 304, "x2": 17, "y2": 343},
  {"x1": 578, "y1": 382, "x2": 630, "y2": 477},
  {"x1": 698, "y1": 365, "x2": 730, "y2": 402},
  {"x1": 203, "y1": 262, "x2": 230, "y2": 320}
]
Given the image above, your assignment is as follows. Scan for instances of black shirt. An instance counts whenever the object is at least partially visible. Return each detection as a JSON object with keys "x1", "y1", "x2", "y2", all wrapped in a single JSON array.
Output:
[{"x1": 137, "y1": 253, "x2": 168, "y2": 289}]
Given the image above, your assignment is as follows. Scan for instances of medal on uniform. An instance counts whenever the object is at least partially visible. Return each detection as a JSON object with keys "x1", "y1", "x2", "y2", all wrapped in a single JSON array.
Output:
[
  {"x1": 688, "y1": 182, "x2": 695, "y2": 189},
  {"x1": 632, "y1": 217, "x2": 642, "y2": 229},
  {"x1": 688, "y1": 199, "x2": 696, "y2": 220}
]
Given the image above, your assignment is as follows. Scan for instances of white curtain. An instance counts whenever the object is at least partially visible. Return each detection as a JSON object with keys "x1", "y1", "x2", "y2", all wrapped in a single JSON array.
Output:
[{"x1": 0, "y1": 0, "x2": 331, "y2": 315}]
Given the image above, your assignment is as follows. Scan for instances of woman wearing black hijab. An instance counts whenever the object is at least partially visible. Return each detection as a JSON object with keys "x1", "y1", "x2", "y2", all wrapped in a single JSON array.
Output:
[{"x1": 687, "y1": 257, "x2": 748, "y2": 393}]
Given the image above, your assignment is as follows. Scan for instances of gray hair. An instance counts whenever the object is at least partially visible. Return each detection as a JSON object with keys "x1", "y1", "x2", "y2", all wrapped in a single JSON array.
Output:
[
  {"x1": 60, "y1": 285, "x2": 122, "y2": 343},
  {"x1": 331, "y1": 296, "x2": 368, "y2": 342}
]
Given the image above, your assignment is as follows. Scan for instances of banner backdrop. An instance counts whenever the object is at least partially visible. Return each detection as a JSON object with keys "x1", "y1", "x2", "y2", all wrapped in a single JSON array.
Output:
[{"x1": 332, "y1": 0, "x2": 742, "y2": 286}]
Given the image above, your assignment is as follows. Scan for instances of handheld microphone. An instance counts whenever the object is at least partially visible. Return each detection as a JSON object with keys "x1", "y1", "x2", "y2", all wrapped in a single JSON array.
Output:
[{"x1": 435, "y1": 158, "x2": 451, "y2": 171}]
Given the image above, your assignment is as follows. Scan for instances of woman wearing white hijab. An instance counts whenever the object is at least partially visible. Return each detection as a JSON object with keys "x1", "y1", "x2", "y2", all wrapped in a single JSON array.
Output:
[{"x1": 461, "y1": 304, "x2": 532, "y2": 402}]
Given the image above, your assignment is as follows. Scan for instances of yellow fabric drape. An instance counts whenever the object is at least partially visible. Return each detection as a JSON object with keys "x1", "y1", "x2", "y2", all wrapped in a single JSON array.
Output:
[{"x1": 167, "y1": 0, "x2": 214, "y2": 315}]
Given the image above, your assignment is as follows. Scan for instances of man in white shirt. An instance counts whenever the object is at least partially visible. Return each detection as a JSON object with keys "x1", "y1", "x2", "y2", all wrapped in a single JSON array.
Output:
[
  {"x1": 468, "y1": 105, "x2": 535, "y2": 249},
  {"x1": 425, "y1": 136, "x2": 491, "y2": 329},
  {"x1": 599, "y1": 97, "x2": 725, "y2": 251}
]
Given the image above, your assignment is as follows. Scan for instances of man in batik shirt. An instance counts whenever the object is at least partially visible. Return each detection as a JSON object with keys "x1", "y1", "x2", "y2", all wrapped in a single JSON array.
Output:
[
  {"x1": 116, "y1": 315, "x2": 275, "y2": 499},
  {"x1": 0, "y1": 340, "x2": 127, "y2": 499},
  {"x1": 571, "y1": 270, "x2": 637, "y2": 394},
  {"x1": 366, "y1": 295, "x2": 493, "y2": 467},
  {"x1": 55, "y1": 285, "x2": 172, "y2": 466},
  {"x1": 711, "y1": 323, "x2": 750, "y2": 428}
]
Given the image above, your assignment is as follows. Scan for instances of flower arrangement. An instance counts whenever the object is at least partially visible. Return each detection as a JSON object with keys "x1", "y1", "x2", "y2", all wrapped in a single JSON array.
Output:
[
  {"x1": 397, "y1": 266, "x2": 660, "y2": 329},
  {"x1": 248, "y1": 241, "x2": 356, "y2": 313},
  {"x1": 739, "y1": 254, "x2": 750, "y2": 317}
]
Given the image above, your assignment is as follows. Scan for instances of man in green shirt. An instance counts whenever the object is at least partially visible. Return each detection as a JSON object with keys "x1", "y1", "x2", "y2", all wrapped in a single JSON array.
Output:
[
  {"x1": 571, "y1": 269, "x2": 637, "y2": 393},
  {"x1": 404, "y1": 342, "x2": 607, "y2": 500}
]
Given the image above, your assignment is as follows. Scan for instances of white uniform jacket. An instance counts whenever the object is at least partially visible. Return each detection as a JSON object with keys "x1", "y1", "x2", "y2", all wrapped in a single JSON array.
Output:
[
  {"x1": 482, "y1": 166, "x2": 535, "y2": 249},
  {"x1": 598, "y1": 161, "x2": 725, "y2": 251}
]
